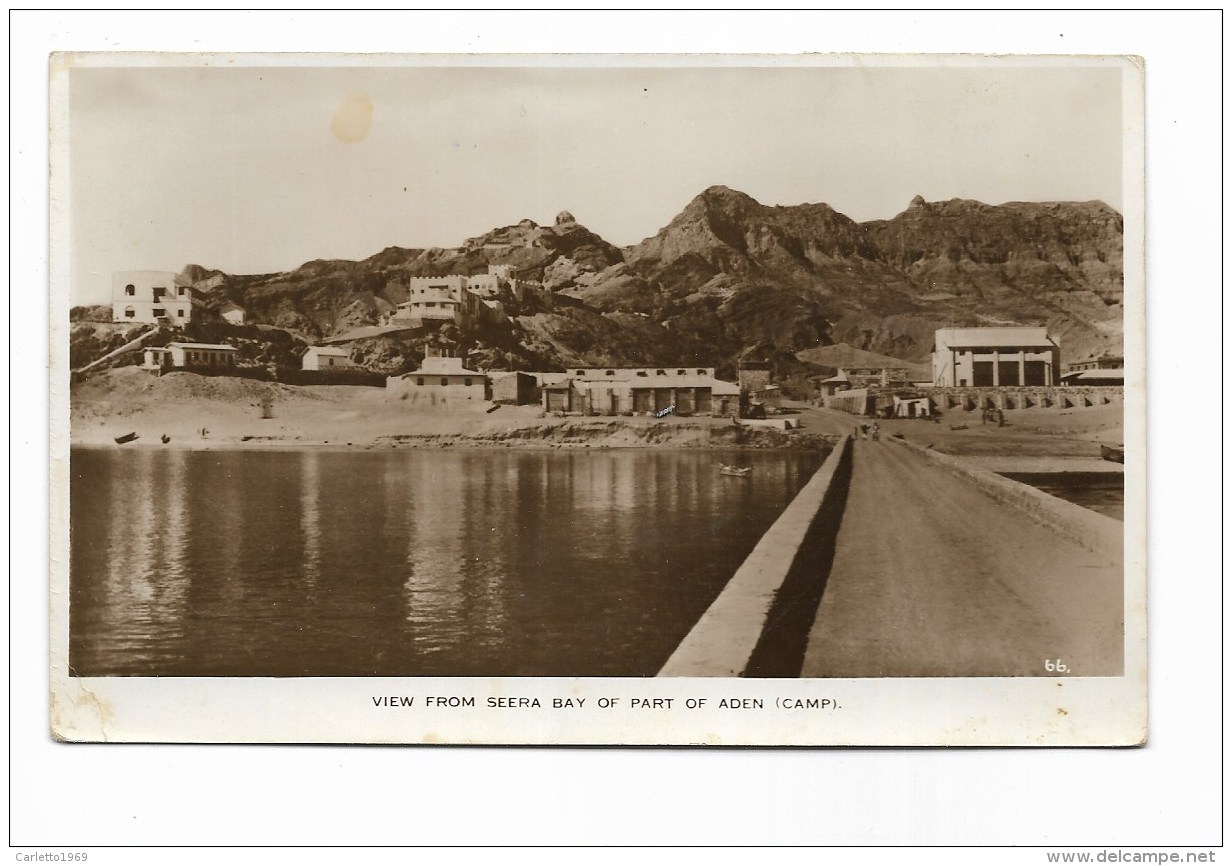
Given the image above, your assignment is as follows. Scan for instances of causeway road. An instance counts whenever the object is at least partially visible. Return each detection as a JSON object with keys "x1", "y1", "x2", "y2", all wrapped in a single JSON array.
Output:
[{"x1": 801, "y1": 439, "x2": 1123, "y2": 678}]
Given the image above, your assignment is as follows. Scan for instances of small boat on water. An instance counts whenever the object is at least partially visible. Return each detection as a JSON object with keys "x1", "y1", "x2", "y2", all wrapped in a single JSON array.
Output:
[
  {"x1": 114, "y1": 432, "x2": 138, "y2": 444},
  {"x1": 719, "y1": 464, "x2": 752, "y2": 477},
  {"x1": 1100, "y1": 444, "x2": 1125, "y2": 464}
]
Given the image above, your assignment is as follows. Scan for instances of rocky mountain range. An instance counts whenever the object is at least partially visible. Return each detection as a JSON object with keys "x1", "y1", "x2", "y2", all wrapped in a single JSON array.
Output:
[{"x1": 107, "y1": 185, "x2": 1124, "y2": 384}]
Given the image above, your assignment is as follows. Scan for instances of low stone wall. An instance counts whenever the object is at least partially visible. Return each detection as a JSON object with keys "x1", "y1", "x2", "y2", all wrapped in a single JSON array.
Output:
[
  {"x1": 823, "y1": 389, "x2": 871, "y2": 415},
  {"x1": 386, "y1": 376, "x2": 489, "y2": 405},
  {"x1": 738, "y1": 417, "x2": 801, "y2": 431},
  {"x1": 283, "y1": 368, "x2": 385, "y2": 387},
  {"x1": 658, "y1": 436, "x2": 853, "y2": 677},
  {"x1": 927, "y1": 386, "x2": 1123, "y2": 411},
  {"x1": 888, "y1": 437, "x2": 1122, "y2": 560}
]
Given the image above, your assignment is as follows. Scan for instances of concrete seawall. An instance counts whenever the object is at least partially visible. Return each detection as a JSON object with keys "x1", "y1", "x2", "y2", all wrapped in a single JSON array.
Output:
[
  {"x1": 889, "y1": 437, "x2": 1122, "y2": 560},
  {"x1": 658, "y1": 436, "x2": 853, "y2": 677}
]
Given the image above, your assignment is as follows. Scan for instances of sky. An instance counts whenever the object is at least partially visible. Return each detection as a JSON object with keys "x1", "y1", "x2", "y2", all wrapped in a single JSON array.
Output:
[{"x1": 66, "y1": 58, "x2": 1126, "y2": 305}]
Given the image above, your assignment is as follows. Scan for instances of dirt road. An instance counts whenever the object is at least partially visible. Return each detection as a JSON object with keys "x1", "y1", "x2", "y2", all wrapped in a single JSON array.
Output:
[{"x1": 801, "y1": 440, "x2": 1123, "y2": 677}]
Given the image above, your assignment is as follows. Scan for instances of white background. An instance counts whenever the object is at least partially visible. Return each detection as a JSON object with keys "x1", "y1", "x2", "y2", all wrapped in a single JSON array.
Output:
[{"x1": 9, "y1": 9, "x2": 1223, "y2": 857}]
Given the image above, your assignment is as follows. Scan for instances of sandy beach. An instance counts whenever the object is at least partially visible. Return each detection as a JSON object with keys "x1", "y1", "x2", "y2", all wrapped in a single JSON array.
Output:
[
  {"x1": 70, "y1": 368, "x2": 1124, "y2": 469},
  {"x1": 70, "y1": 368, "x2": 836, "y2": 452}
]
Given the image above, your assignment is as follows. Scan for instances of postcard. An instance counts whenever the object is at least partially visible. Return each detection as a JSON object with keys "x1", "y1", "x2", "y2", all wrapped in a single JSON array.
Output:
[{"x1": 50, "y1": 52, "x2": 1145, "y2": 745}]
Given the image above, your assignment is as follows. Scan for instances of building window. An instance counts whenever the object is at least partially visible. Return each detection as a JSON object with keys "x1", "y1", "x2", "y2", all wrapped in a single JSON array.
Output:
[
  {"x1": 125, "y1": 284, "x2": 135, "y2": 296},
  {"x1": 123, "y1": 306, "x2": 135, "y2": 318},
  {"x1": 464, "y1": 378, "x2": 472, "y2": 387},
  {"x1": 605, "y1": 370, "x2": 615, "y2": 376},
  {"x1": 677, "y1": 369, "x2": 686, "y2": 375},
  {"x1": 153, "y1": 287, "x2": 167, "y2": 301},
  {"x1": 152, "y1": 308, "x2": 165, "y2": 317},
  {"x1": 178, "y1": 287, "x2": 186, "y2": 296},
  {"x1": 416, "y1": 378, "x2": 424, "y2": 386},
  {"x1": 636, "y1": 371, "x2": 648, "y2": 377},
  {"x1": 176, "y1": 309, "x2": 185, "y2": 318},
  {"x1": 575, "y1": 370, "x2": 584, "y2": 376},
  {"x1": 440, "y1": 378, "x2": 448, "y2": 386},
  {"x1": 656, "y1": 369, "x2": 666, "y2": 376}
]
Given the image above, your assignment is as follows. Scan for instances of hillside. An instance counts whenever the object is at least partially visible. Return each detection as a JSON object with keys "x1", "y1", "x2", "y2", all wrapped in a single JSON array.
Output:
[
  {"x1": 794, "y1": 343, "x2": 931, "y2": 379},
  {"x1": 571, "y1": 186, "x2": 1123, "y2": 366},
  {"x1": 138, "y1": 186, "x2": 1122, "y2": 382}
]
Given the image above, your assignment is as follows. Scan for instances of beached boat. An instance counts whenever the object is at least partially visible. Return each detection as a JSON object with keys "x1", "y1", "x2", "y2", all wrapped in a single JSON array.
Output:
[
  {"x1": 114, "y1": 432, "x2": 138, "y2": 444},
  {"x1": 719, "y1": 464, "x2": 752, "y2": 477},
  {"x1": 1100, "y1": 444, "x2": 1124, "y2": 464}
]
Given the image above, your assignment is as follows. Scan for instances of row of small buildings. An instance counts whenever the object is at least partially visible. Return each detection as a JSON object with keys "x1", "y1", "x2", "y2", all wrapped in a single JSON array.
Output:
[
  {"x1": 139, "y1": 342, "x2": 353, "y2": 373},
  {"x1": 385, "y1": 351, "x2": 779, "y2": 417},
  {"x1": 113, "y1": 268, "x2": 1121, "y2": 413},
  {"x1": 132, "y1": 339, "x2": 773, "y2": 420}
]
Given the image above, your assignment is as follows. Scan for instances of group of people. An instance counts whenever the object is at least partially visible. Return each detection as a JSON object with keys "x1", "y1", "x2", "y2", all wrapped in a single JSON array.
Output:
[
  {"x1": 855, "y1": 422, "x2": 880, "y2": 442},
  {"x1": 981, "y1": 406, "x2": 1006, "y2": 427}
]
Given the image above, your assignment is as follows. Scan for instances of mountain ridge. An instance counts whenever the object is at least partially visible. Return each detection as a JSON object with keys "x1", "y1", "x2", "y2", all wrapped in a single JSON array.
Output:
[{"x1": 159, "y1": 186, "x2": 1123, "y2": 379}]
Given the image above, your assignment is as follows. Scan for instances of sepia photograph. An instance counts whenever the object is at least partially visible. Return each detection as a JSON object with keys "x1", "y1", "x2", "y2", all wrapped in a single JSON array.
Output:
[{"x1": 51, "y1": 52, "x2": 1145, "y2": 745}]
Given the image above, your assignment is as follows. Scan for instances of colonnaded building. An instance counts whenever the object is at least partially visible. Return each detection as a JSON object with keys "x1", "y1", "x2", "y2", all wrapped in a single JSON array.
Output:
[{"x1": 930, "y1": 327, "x2": 1061, "y2": 388}]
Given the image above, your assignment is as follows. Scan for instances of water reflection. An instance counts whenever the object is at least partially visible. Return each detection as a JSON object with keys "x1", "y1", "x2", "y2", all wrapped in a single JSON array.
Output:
[
  {"x1": 70, "y1": 448, "x2": 821, "y2": 676},
  {"x1": 80, "y1": 450, "x2": 192, "y2": 670},
  {"x1": 301, "y1": 451, "x2": 320, "y2": 585}
]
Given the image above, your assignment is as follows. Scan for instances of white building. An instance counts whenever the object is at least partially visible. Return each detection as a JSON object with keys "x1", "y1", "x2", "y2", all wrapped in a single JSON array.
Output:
[
  {"x1": 113, "y1": 271, "x2": 193, "y2": 324},
  {"x1": 302, "y1": 346, "x2": 352, "y2": 371},
  {"x1": 394, "y1": 275, "x2": 468, "y2": 326},
  {"x1": 141, "y1": 342, "x2": 238, "y2": 371},
  {"x1": 931, "y1": 327, "x2": 1060, "y2": 387},
  {"x1": 391, "y1": 267, "x2": 523, "y2": 328},
  {"x1": 219, "y1": 302, "x2": 247, "y2": 325},
  {"x1": 386, "y1": 353, "x2": 488, "y2": 405},
  {"x1": 465, "y1": 273, "x2": 501, "y2": 297}
]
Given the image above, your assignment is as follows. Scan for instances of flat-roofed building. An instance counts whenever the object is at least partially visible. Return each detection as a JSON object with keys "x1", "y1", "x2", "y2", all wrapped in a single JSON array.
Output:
[
  {"x1": 1060, "y1": 367, "x2": 1124, "y2": 387},
  {"x1": 489, "y1": 371, "x2": 538, "y2": 405},
  {"x1": 1066, "y1": 353, "x2": 1124, "y2": 373},
  {"x1": 931, "y1": 327, "x2": 1060, "y2": 387},
  {"x1": 386, "y1": 352, "x2": 488, "y2": 405},
  {"x1": 542, "y1": 366, "x2": 739, "y2": 416},
  {"x1": 141, "y1": 342, "x2": 238, "y2": 371}
]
